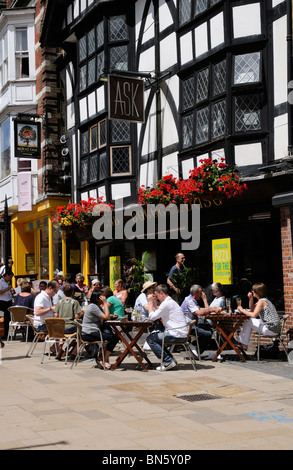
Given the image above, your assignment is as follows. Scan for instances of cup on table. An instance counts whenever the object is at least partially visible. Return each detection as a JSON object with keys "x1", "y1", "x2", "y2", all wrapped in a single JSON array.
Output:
[
  {"x1": 136, "y1": 307, "x2": 142, "y2": 321},
  {"x1": 226, "y1": 298, "x2": 231, "y2": 313}
]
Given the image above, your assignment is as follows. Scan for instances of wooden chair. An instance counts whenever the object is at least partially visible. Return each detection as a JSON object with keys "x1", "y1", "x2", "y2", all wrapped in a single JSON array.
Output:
[
  {"x1": 7, "y1": 306, "x2": 34, "y2": 343},
  {"x1": 41, "y1": 318, "x2": 76, "y2": 365},
  {"x1": 256, "y1": 314, "x2": 289, "y2": 362},
  {"x1": 160, "y1": 320, "x2": 198, "y2": 371},
  {"x1": 70, "y1": 320, "x2": 107, "y2": 370}
]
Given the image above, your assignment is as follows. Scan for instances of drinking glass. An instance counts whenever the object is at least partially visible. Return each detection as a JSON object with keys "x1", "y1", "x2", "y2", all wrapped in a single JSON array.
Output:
[
  {"x1": 236, "y1": 297, "x2": 242, "y2": 308},
  {"x1": 226, "y1": 298, "x2": 231, "y2": 313}
]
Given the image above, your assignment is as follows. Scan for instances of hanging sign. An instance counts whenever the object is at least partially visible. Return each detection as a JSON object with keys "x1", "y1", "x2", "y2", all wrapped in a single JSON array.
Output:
[
  {"x1": 212, "y1": 238, "x2": 232, "y2": 285},
  {"x1": 17, "y1": 171, "x2": 32, "y2": 211},
  {"x1": 108, "y1": 75, "x2": 145, "y2": 123},
  {"x1": 14, "y1": 119, "x2": 41, "y2": 159}
]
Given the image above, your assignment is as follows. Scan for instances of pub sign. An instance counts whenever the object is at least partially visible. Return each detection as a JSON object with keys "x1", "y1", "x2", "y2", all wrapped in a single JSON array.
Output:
[
  {"x1": 108, "y1": 74, "x2": 145, "y2": 123},
  {"x1": 14, "y1": 119, "x2": 41, "y2": 159}
]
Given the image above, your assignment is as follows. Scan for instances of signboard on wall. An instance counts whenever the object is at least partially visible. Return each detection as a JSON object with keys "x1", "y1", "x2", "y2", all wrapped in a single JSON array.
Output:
[
  {"x1": 17, "y1": 171, "x2": 32, "y2": 211},
  {"x1": 108, "y1": 75, "x2": 145, "y2": 123},
  {"x1": 212, "y1": 238, "x2": 232, "y2": 285},
  {"x1": 109, "y1": 256, "x2": 121, "y2": 291},
  {"x1": 14, "y1": 119, "x2": 41, "y2": 159}
]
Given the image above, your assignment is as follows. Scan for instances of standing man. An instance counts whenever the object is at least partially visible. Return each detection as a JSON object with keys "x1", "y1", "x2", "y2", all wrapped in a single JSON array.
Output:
[
  {"x1": 167, "y1": 253, "x2": 186, "y2": 295},
  {"x1": 0, "y1": 269, "x2": 14, "y2": 341},
  {"x1": 33, "y1": 280, "x2": 59, "y2": 332},
  {"x1": 146, "y1": 284, "x2": 188, "y2": 371}
]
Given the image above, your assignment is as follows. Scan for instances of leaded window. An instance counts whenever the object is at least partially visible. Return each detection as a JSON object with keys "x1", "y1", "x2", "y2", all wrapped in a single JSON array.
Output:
[
  {"x1": 110, "y1": 146, "x2": 132, "y2": 176},
  {"x1": 78, "y1": 15, "x2": 129, "y2": 92},
  {"x1": 181, "y1": 51, "x2": 263, "y2": 149},
  {"x1": 235, "y1": 95, "x2": 261, "y2": 132},
  {"x1": 178, "y1": 0, "x2": 221, "y2": 24},
  {"x1": 80, "y1": 119, "x2": 108, "y2": 186},
  {"x1": 234, "y1": 52, "x2": 261, "y2": 85}
]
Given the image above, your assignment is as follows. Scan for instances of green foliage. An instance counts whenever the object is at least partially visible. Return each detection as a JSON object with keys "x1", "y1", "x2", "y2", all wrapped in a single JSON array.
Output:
[
  {"x1": 125, "y1": 251, "x2": 151, "y2": 294},
  {"x1": 169, "y1": 266, "x2": 199, "y2": 303}
]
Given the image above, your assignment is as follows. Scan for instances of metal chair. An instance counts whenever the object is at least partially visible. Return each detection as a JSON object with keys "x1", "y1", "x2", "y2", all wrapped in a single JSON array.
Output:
[
  {"x1": 7, "y1": 306, "x2": 34, "y2": 343},
  {"x1": 70, "y1": 320, "x2": 107, "y2": 370},
  {"x1": 160, "y1": 320, "x2": 198, "y2": 371},
  {"x1": 256, "y1": 314, "x2": 289, "y2": 362},
  {"x1": 26, "y1": 315, "x2": 46, "y2": 356},
  {"x1": 41, "y1": 318, "x2": 74, "y2": 365}
]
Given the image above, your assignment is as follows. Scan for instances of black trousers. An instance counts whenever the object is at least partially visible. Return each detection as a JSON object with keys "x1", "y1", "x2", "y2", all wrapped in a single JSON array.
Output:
[{"x1": 0, "y1": 300, "x2": 13, "y2": 338}]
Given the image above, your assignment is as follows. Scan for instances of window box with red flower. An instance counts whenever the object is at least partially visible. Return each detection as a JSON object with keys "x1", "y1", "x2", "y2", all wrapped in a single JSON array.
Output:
[
  {"x1": 51, "y1": 197, "x2": 114, "y2": 234},
  {"x1": 138, "y1": 158, "x2": 248, "y2": 206}
]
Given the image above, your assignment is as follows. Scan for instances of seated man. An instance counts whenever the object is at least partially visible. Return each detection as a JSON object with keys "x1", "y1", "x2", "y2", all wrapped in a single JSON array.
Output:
[
  {"x1": 181, "y1": 284, "x2": 221, "y2": 358},
  {"x1": 146, "y1": 284, "x2": 188, "y2": 371},
  {"x1": 33, "y1": 281, "x2": 58, "y2": 332}
]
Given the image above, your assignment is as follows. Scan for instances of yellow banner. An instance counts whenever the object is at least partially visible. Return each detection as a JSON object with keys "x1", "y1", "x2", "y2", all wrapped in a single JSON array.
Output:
[
  {"x1": 212, "y1": 238, "x2": 232, "y2": 285},
  {"x1": 109, "y1": 256, "x2": 121, "y2": 291}
]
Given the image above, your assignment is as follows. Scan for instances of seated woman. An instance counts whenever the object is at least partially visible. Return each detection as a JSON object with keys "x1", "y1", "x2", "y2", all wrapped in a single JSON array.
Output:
[
  {"x1": 86, "y1": 278, "x2": 101, "y2": 300},
  {"x1": 102, "y1": 286, "x2": 125, "y2": 319},
  {"x1": 81, "y1": 290, "x2": 119, "y2": 369},
  {"x1": 235, "y1": 282, "x2": 282, "y2": 352},
  {"x1": 113, "y1": 279, "x2": 128, "y2": 305},
  {"x1": 14, "y1": 282, "x2": 35, "y2": 310},
  {"x1": 209, "y1": 282, "x2": 225, "y2": 309},
  {"x1": 134, "y1": 281, "x2": 157, "y2": 316}
]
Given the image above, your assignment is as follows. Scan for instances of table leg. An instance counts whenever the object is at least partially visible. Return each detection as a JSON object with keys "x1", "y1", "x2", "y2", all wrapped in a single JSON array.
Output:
[
  {"x1": 212, "y1": 319, "x2": 246, "y2": 362},
  {"x1": 110, "y1": 325, "x2": 152, "y2": 371}
]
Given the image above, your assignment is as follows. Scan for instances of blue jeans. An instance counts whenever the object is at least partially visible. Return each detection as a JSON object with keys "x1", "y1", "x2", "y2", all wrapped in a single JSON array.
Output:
[
  {"x1": 194, "y1": 324, "x2": 212, "y2": 354},
  {"x1": 147, "y1": 331, "x2": 187, "y2": 363}
]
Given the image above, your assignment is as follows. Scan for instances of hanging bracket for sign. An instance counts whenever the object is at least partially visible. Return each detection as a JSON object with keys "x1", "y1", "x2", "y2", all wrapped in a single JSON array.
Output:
[
  {"x1": 108, "y1": 74, "x2": 145, "y2": 123},
  {"x1": 13, "y1": 114, "x2": 41, "y2": 159}
]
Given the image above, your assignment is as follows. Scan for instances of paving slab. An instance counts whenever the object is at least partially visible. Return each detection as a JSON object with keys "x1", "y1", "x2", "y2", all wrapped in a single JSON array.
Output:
[{"x1": 1, "y1": 339, "x2": 293, "y2": 453}]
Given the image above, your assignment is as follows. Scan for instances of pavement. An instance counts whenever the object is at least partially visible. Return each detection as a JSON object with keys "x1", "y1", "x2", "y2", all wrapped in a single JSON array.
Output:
[{"x1": 1, "y1": 335, "x2": 293, "y2": 453}]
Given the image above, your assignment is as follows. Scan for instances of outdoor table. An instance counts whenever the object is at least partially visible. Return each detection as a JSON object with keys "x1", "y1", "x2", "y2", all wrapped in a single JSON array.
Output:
[
  {"x1": 205, "y1": 312, "x2": 247, "y2": 362},
  {"x1": 105, "y1": 319, "x2": 153, "y2": 371}
]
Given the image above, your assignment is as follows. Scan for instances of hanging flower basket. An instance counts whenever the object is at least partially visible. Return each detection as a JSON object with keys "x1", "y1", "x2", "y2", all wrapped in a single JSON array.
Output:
[
  {"x1": 51, "y1": 197, "x2": 114, "y2": 234},
  {"x1": 138, "y1": 158, "x2": 248, "y2": 206}
]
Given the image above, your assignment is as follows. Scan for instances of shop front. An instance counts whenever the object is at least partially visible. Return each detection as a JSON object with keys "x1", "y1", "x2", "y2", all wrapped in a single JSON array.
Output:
[{"x1": 11, "y1": 197, "x2": 69, "y2": 285}]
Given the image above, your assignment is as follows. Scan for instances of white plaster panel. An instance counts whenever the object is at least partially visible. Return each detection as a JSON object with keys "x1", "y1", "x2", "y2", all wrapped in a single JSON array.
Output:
[
  {"x1": 66, "y1": 102, "x2": 75, "y2": 130},
  {"x1": 66, "y1": 65, "x2": 73, "y2": 99},
  {"x1": 162, "y1": 153, "x2": 179, "y2": 178},
  {"x1": 182, "y1": 158, "x2": 194, "y2": 179},
  {"x1": 159, "y1": 0, "x2": 173, "y2": 32},
  {"x1": 180, "y1": 32, "x2": 193, "y2": 65},
  {"x1": 196, "y1": 154, "x2": 209, "y2": 167},
  {"x1": 96, "y1": 86, "x2": 105, "y2": 112},
  {"x1": 161, "y1": 76, "x2": 179, "y2": 148},
  {"x1": 160, "y1": 33, "x2": 177, "y2": 71},
  {"x1": 138, "y1": 46, "x2": 156, "y2": 75},
  {"x1": 232, "y1": 4, "x2": 261, "y2": 38},
  {"x1": 273, "y1": 0, "x2": 283, "y2": 5},
  {"x1": 273, "y1": 16, "x2": 288, "y2": 105},
  {"x1": 142, "y1": 94, "x2": 157, "y2": 156},
  {"x1": 234, "y1": 142, "x2": 262, "y2": 166},
  {"x1": 79, "y1": 97, "x2": 87, "y2": 122},
  {"x1": 195, "y1": 22, "x2": 208, "y2": 57},
  {"x1": 210, "y1": 12, "x2": 224, "y2": 49},
  {"x1": 140, "y1": 160, "x2": 158, "y2": 188},
  {"x1": 136, "y1": 1, "x2": 154, "y2": 44},
  {"x1": 111, "y1": 183, "x2": 131, "y2": 200},
  {"x1": 98, "y1": 186, "x2": 106, "y2": 201},
  {"x1": 88, "y1": 90, "x2": 96, "y2": 117},
  {"x1": 211, "y1": 148, "x2": 225, "y2": 162},
  {"x1": 274, "y1": 114, "x2": 288, "y2": 160}
]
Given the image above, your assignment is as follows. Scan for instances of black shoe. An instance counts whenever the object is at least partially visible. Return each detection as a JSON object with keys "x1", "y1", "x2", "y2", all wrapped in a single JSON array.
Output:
[{"x1": 55, "y1": 355, "x2": 62, "y2": 361}]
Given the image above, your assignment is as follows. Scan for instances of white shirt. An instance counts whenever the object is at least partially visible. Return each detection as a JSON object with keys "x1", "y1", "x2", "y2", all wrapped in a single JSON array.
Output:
[
  {"x1": 33, "y1": 290, "x2": 53, "y2": 327},
  {"x1": 210, "y1": 296, "x2": 225, "y2": 309},
  {"x1": 0, "y1": 277, "x2": 13, "y2": 301},
  {"x1": 149, "y1": 295, "x2": 188, "y2": 338},
  {"x1": 134, "y1": 292, "x2": 148, "y2": 316}
]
